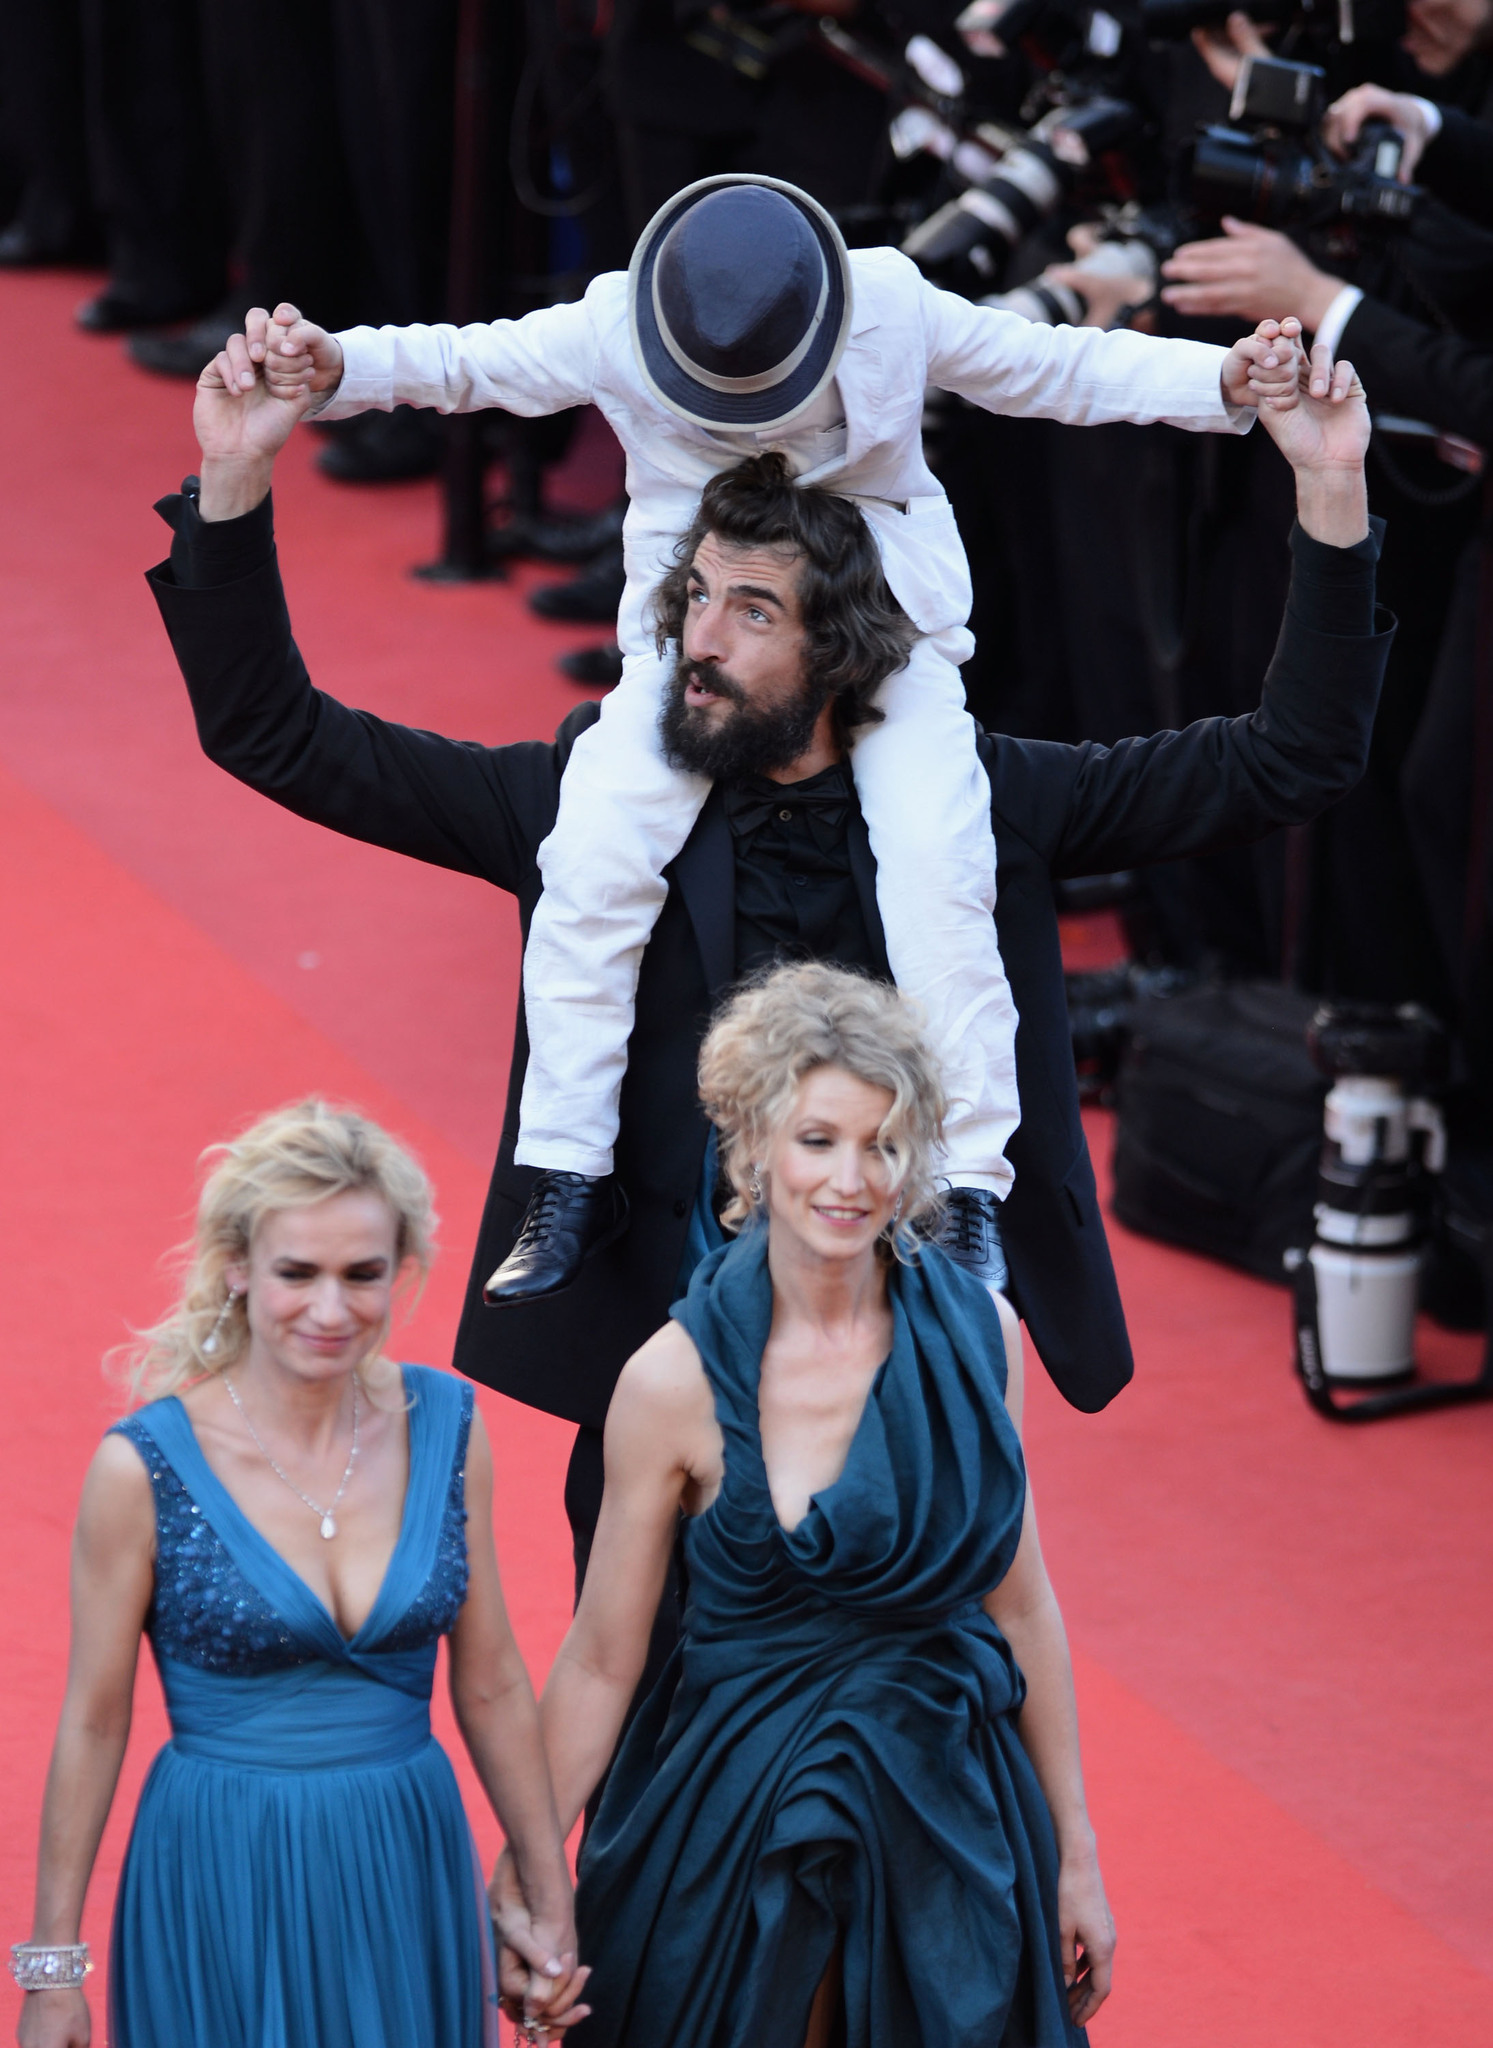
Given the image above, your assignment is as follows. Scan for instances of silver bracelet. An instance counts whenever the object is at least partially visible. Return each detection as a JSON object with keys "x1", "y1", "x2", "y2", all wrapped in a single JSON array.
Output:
[{"x1": 10, "y1": 1943, "x2": 91, "y2": 1992}]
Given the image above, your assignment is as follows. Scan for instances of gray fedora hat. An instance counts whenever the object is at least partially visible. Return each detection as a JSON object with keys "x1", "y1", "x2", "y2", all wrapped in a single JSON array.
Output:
[{"x1": 628, "y1": 174, "x2": 854, "y2": 434}]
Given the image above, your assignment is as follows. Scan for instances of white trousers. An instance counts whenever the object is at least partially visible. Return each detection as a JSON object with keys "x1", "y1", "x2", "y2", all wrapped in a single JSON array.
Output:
[{"x1": 516, "y1": 626, "x2": 1020, "y2": 1194}]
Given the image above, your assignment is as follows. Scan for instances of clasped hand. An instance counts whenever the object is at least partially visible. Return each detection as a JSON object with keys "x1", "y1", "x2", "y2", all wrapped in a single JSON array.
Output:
[{"x1": 489, "y1": 1845, "x2": 592, "y2": 2039}]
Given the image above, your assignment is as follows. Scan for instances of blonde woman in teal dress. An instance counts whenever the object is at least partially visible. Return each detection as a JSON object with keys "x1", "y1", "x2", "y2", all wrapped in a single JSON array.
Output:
[{"x1": 14, "y1": 1101, "x2": 589, "y2": 2048}]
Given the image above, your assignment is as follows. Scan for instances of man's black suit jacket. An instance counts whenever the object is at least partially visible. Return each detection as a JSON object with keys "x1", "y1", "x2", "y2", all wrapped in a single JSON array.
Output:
[{"x1": 149, "y1": 493, "x2": 1393, "y2": 1426}]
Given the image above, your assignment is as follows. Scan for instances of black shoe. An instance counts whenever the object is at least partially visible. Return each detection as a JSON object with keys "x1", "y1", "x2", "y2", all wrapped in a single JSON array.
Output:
[
  {"x1": 528, "y1": 544, "x2": 625, "y2": 624},
  {"x1": 76, "y1": 286, "x2": 217, "y2": 334},
  {"x1": 128, "y1": 305, "x2": 247, "y2": 379},
  {"x1": 487, "y1": 500, "x2": 626, "y2": 565},
  {"x1": 483, "y1": 1171, "x2": 630, "y2": 1305},
  {"x1": 558, "y1": 642, "x2": 623, "y2": 688},
  {"x1": 315, "y1": 405, "x2": 443, "y2": 483},
  {"x1": 933, "y1": 1188, "x2": 1009, "y2": 1290},
  {"x1": 0, "y1": 218, "x2": 96, "y2": 267}
]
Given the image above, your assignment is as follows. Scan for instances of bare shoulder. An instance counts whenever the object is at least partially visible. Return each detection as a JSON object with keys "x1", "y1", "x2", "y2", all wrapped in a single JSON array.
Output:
[
  {"x1": 77, "y1": 1430, "x2": 157, "y2": 1554},
  {"x1": 463, "y1": 1401, "x2": 493, "y2": 1489},
  {"x1": 613, "y1": 1320, "x2": 711, "y2": 1421},
  {"x1": 607, "y1": 1322, "x2": 717, "y2": 1476}
]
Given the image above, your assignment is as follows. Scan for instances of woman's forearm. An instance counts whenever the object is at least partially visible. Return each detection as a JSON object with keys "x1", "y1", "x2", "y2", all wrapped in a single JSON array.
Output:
[
  {"x1": 997, "y1": 1585, "x2": 1097, "y2": 1858},
  {"x1": 30, "y1": 1710, "x2": 133, "y2": 1943},
  {"x1": 539, "y1": 1648, "x2": 644, "y2": 1836},
  {"x1": 453, "y1": 1664, "x2": 572, "y2": 1920}
]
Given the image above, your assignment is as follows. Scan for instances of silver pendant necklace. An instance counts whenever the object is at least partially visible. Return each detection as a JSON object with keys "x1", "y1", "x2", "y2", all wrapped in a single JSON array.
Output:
[{"x1": 223, "y1": 1372, "x2": 362, "y2": 1539}]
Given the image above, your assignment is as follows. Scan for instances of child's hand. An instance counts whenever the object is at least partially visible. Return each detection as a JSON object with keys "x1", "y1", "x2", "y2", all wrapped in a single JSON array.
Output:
[
  {"x1": 1221, "y1": 316, "x2": 1308, "y2": 412},
  {"x1": 241, "y1": 302, "x2": 345, "y2": 399}
]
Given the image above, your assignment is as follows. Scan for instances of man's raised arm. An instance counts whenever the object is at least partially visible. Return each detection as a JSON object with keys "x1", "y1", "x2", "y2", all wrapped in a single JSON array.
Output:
[
  {"x1": 148, "y1": 352, "x2": 579, "y2": 891},
  {"x1": 986, "y1": 336, "x2": 1393, "y2": 877}
]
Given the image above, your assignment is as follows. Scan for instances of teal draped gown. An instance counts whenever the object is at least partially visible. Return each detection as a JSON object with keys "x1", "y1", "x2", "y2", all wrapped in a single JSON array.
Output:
[
  {"x1": 107, "y1": 1364, "x2": 501, "y2": 2048},
  {"x1": 576, "y1": 1231, "x2": 1087, "y2": 2048}
]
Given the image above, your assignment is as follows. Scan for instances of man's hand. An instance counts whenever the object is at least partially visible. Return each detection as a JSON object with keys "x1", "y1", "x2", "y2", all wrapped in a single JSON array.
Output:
[
  {"x1": 1255, "y1": 338, "x2": 1371, "y2": 546},
  {"x1": 1191, "y1": 10, "x2": 1273, "y2": 92},
  {"x1": 193, "y1": 345, "x2": 314, "y2": 521},
  {"x1": 1163, "y1": 219, "x2": 1343, "y2": 331},
  {"x1": 1323, "y1": 84, "x2": 1435, "y2": 180},
  {"x1": 1220, "y1": 314, "x2": 1311, "y2": 411},
  {"x1": 244, "y1": 302, "x2": 345, "y2": 401}
]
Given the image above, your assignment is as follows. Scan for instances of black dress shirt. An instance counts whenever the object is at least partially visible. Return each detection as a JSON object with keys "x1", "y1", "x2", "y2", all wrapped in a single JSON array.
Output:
[{"x1": 723, "y1": 765, "x2": 880, "y2": 979}]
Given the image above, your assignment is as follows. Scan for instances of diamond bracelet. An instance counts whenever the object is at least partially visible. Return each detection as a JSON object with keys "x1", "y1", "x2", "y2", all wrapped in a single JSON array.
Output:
[{"x1": 10, "y1": 1944, "x2": 92, "y2": 1992}]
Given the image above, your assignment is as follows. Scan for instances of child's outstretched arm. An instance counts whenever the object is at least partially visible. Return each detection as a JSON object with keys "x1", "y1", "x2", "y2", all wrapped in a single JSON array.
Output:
[
  {"x1": 920, "y1": 255, "x2": 1260, "y2": 435},
  {"x1": 211, "y1": 293, "x2": 602, "y2": 425}
]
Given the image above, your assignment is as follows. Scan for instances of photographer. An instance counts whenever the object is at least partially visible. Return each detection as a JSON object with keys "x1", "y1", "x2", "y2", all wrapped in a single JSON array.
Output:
[{"x1": 1157, "y1": 14, "x2": 1493, "y2": 442}]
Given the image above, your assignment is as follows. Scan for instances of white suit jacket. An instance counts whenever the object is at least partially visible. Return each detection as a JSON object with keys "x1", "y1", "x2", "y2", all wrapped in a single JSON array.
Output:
[{"x1": 321, "y1": 246, "x2": 1246, "y2": 639}]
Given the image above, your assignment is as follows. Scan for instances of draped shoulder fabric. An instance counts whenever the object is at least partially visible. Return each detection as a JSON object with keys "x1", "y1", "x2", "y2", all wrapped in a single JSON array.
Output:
[
  {"x1": 576, "y1": 1230, "x2": 1087, "y2": 2048},
  {"x1": 106, "y1": 1364, "x2": 501, "y2": 2048}
]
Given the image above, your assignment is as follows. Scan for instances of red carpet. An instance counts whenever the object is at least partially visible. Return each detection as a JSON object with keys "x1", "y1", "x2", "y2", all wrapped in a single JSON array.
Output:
[{"x1": 2, "y1": 267, "x2": 1489, "y2": 2043}]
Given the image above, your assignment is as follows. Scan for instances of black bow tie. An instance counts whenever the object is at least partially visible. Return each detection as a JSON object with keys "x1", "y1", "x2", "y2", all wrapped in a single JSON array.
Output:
[{"x1": 722, "y1": 771, "x2": 852, "y2": 847}]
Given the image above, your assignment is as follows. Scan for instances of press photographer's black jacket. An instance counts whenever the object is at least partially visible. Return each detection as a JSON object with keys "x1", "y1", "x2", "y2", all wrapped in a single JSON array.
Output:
[
  {"x1": 148, "y1": 488, "x2": 1392, "y2": 1422},
  {"x1": 1420, "y1": 105, "x2": 1493, "y2": 232},
  {"x1": 1340, "y1": 293, "x2": 1493, "y2": 450}
]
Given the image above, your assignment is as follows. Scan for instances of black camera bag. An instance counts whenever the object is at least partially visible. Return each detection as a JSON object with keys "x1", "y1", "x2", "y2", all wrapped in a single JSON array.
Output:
[{"x1": 1111, "y1": 981, "x2": 1327, "y2": 1281}]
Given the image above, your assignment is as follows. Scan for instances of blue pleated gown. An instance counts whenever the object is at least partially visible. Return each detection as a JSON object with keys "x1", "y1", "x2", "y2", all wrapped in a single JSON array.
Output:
[
  {"x1": 576, "y1": 1231, "x2": 1088, "y2": 2048},
  {"x1": 107, "y1": 1364, "x2": 501, "y2": 2048}
]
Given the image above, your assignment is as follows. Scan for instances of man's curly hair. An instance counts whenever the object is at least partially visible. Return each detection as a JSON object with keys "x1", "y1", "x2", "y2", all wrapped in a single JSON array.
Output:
[{"x1": 651, "y1": 452, "x2": 917, "y2": 748}]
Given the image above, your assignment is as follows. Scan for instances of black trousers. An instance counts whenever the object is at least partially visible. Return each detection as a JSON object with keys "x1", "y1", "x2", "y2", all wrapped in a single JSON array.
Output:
[
  {"x1": 82, "y1": 0, "x2": 225, "y2": 314},
  {"x1": 197, "y1": 0, "x2": 456, "y2": 327},
  {"x1": 0, "y1": 0, "x2": 92, "y2": 249}
]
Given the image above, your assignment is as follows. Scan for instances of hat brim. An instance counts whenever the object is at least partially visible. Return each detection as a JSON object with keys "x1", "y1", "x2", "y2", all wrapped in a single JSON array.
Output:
[{"x1": 628, "y1": 175, "x2": 853, "y2": 433}]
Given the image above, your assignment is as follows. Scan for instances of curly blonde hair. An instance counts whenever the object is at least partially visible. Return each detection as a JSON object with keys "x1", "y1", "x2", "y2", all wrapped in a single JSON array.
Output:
[
  {"x1": 118, "y1": 1099, "x2": 436, "y2": 1404},
  {"x1": 697, "y1": 962, "x2": 947, "y2": 1255}
]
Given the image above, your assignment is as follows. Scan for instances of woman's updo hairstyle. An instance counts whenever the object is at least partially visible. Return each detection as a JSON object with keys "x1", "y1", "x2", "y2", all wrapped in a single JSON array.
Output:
[
  {"x1": 119, "y1": 1099, "x2": 436, "y2": 1403},
  {"x1": 697, "y1": 962, "x2": 947, "y2": 1256}
]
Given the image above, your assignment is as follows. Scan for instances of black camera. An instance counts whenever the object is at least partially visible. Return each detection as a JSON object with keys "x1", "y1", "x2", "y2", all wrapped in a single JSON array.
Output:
[
  {"x1": 1183, "y1": 54, "x2": 1419, "y2": 228},
  {"x1": 902, "y1": 95, "x2": 1140, "y2": 279}
]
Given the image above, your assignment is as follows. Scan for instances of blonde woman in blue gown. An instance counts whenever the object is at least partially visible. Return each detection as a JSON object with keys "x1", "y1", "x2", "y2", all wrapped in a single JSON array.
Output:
[
  {"x1": 14, "y1": 1101, "x2": 589, "y2": 2048},
  {"x1": 495, "y1": 963, "x2": 1116, "y2": 2047}
]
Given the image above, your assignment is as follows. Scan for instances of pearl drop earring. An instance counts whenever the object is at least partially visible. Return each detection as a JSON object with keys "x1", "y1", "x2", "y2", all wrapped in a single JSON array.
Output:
[{"x1": 201, "y1": 1289, "x2": 242, "y2": 1357}]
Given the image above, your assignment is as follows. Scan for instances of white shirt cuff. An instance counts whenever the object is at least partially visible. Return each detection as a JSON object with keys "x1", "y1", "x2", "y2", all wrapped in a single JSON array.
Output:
[
  {"x1": 1312, "y1": 285, "x2": 1364, "y2": 360},
  {"x1": 1413, "y1": 97, "x2": 1443, "y2": 140}
]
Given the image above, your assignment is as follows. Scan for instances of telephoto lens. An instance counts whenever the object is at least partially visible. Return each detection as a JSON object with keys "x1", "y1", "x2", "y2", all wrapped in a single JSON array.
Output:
[
  {"x1": 902, "y1": 98, "x2": 1137, "y2": 280},
  {"x1": 1291, "y1": 1002, "x2": 1447, "y2": 1386},
  {"x1": 984, "y1": 236, "x2": 1158, "y2": 325}
]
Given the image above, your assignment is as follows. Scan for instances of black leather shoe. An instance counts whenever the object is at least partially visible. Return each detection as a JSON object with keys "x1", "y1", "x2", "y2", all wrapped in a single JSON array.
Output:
[
  {"x1": 933, "y1": 1188, "x2": 1009, "y2": 1290},
  {"x1": 483, "y1": 1171, "x2": 630, "y2": 1305},
  {"x1": 528, "y1": 544, "x2": 625, "y2": 624},
  {"x1": 558, "y1": 642, "x2": 623, "y2": 688},
  {"x1": 127, "y1": 307, "x2": 246, "y2": 378},
  {"x1": 0, "y1": 219, "x2": 96, "y2": 267},
  {"x1": 487, "y1": 500, "x2": 625, "y2": 565},
  {"x1": 76, "y1": 287, "x2": 217, "y2": 334},
  {"x1": 315, "y1": 405, "x2": 443, "y2": 483}
]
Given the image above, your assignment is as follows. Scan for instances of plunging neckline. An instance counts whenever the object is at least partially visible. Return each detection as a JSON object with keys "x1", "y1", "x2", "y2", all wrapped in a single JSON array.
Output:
[
  {"x1": 162, "y1": 1368, "x2": 415, "y2": 1647},
  {"x1": 756, "y1": 1346, "x2": 892, "y2": 1538}
]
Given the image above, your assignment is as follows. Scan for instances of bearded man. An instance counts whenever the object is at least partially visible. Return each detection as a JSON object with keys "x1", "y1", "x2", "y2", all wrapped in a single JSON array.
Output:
[{"x1": 152, "y1": 336, "x2": 1390, "y2": 1617}]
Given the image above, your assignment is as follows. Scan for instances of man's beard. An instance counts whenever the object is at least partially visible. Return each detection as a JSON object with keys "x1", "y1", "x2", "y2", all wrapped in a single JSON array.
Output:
[{"x1": 659, "y1": 654, "x2": 831, "y2": 780}]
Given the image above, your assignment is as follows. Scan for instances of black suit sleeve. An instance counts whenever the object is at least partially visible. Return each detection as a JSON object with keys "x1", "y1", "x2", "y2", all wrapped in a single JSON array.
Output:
[
  {"x1": 147, "y1": 483, "x2": 588, "y2": 893},
  {"x1": 1419, "y1": 107, "x2": 1493, "y2": 231},
  {"x1": 1337, "y1": 293, "x2": 1493, "y2": 449},
  {"x1": 986, "y1": 519, "x2": 1394, "y2": 880}
]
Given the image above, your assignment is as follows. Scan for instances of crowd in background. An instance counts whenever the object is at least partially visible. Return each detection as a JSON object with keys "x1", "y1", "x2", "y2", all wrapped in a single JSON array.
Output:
[{"x1": 1, "y1": 0, "x2": 1489, "y2": 1184}]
